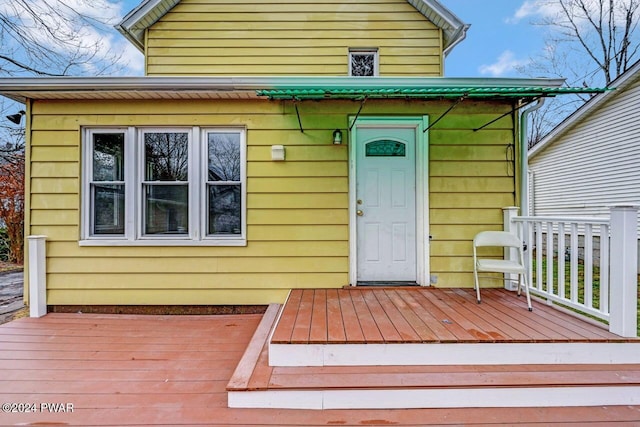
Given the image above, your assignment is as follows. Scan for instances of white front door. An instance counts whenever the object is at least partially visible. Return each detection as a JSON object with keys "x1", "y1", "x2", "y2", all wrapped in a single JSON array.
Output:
[{"x1": 355, "y1": 126, "x2": 417, "y2": 283}]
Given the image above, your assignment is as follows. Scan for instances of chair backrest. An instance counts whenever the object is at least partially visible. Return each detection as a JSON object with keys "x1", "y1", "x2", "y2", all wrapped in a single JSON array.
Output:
[{"x1": 473, "y1": 231, "x2": 522, "y2": 249}]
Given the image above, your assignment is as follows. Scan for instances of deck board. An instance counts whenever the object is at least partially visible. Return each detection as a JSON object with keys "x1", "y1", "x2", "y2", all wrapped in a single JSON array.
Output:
[
  {"x1": 269, "y1": 290, "x2": 298, "y2": 343},
  {"x1": 410, "y1": 289, "x2": 478, "y2": 341},
  {"x1": 272, "y1": 288, "x2": 633, "y2": 344},
  {"x1": 338, "y1": 289, "x2": 366, "y2": 343},
  {"x1": 309, "y1": 289, "x2": 327, "y2": 343},
  {"x1": 349, "y1": 290, "x2": 384, "y2": 342},
  {"x1": 390, "y1": 289, "x2": 440, "y2": 342},
  {"x1": 290, "y1": 289, "x2": 314, "y2": 342},
  {"x1": 362, "y1": 289, "x2": 403, "y2": 342},
  {"x1": 325, "y1": 289, "x2": 346, "y2": 342}
]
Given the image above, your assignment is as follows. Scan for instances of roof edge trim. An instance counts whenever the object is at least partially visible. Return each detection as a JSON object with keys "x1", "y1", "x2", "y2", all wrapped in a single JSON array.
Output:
[
  {"x1": 116, "y1": 0, "x2": 181, "y2": 53},
  {"x1": 118, "y1": 0, "x2": 469, "y2": 54},
  {"x1": 0, "y1": 76, "x2": 605, "y2": 104}
]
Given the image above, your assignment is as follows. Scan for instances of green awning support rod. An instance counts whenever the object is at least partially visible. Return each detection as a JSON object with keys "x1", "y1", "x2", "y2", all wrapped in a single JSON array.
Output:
[
  {"x1": 423, "y1": 95, "x2": 466, "y2": 133},
  {"x1": 349, "y1": 96, "x2": 368, "y2": 131},
  {"x1": 294, "y1": 99, "x2": 303, "y2": 133},
  {"x1": 473, "y1": 98, "x2": 539, "y2": 132}
]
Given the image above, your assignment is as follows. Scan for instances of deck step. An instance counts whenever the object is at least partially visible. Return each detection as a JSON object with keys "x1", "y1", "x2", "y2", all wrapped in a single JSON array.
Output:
[
  {"x1": 269, "y1": 341, "x2": 640, "y2": 366},
  {"x1": 269, "y1": 288, "x2": 640, "y2": 367},
  {"x1": 228, "y1": 306, "x2": 640, "y2": 410}
]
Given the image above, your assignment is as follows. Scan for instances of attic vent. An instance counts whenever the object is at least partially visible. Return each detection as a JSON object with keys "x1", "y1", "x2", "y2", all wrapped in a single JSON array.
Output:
[{"x1": 349, "y1": 48, "x2": 378, "y2": 77}]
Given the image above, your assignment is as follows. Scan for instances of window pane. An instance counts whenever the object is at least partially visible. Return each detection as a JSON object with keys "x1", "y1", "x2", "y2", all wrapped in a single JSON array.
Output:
[
  {"x1": 208, "y1": 133, "x2": 240, "y2": 181},
  {"x1": 365, "y1": 140, "x2": 406, "y2": 157},
  {"x1": 351, "y1": 54, "x2": 375, "y2": 77},
  {"x1": 93, "y1": 184, "x2": 125, "y2": 235},
  {"x1": 93, "y1": 133, "x2": 124, "y2": 181},
  {"x1": 144, "y1": 184, "x2": 189, "y2": 235},
  {"x1": 144, "y1": 132, "x2": 188, "y2": 181},
  {"x1": 209, "y1": 185, "x2": 241, "y2": 235}
]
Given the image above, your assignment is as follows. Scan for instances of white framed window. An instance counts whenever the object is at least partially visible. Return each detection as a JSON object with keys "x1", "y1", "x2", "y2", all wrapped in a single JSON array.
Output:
[
  {"x1": 139, "y1": 128, "x2": 191, "y2": 239},
  {"x1": 349, "y1": 48, "x2": 379, "y2": 76},
  {"x1": 81, "y1": 126, "x2": 246, "y2": 246},
  {"x1": 203, "y1": 129, "x2": 246, "y2": 240},
  {"x1": 83, "y1": 128, "x2": 129, "y2": 240}
]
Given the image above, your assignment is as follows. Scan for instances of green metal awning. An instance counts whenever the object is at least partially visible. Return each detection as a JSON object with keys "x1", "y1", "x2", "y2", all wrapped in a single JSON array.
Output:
[{"x1": 256, "y1": 86, "x2": 608, "y2": 100}]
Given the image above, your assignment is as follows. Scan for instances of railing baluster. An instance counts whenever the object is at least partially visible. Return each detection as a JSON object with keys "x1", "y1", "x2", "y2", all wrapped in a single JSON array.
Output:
[
  {"x1": 570, "y1": 223, "x2": 579, "y2": 304},
  {"x1": 546, "y1": 221, "x2": 554, "y2": 299},
  {"x1": 584, "y1": 224, "x2": 593, "y2": 309},
  {"x1": 600, "y1": 224, "x2": 610, "y2": 315},
  {"x1": 535, "y1": 222, "x2": 543, "y2": 292},
  {"x1": 525, "y1": 221, "x2": 533, "y2": 287},
  {"x1": 557, "y1": 222, "x2": 566, "y2": 300}
]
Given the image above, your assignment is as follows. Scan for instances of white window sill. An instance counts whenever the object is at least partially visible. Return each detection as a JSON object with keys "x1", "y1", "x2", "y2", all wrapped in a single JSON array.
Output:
[{"x1": 79, "y1": 239, "x2": 247, "y2": 247}]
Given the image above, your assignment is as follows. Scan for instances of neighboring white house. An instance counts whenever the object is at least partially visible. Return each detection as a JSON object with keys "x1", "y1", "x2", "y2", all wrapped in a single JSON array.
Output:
[
  {"x1": 529, "y1": 60, "x2": 640, "y2": 218},
  {"x1": 528, "y1": 60, "x2": 640, "y2": 265}
]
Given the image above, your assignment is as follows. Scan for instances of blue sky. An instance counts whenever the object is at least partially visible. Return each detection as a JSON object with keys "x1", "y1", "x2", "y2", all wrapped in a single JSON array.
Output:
[
  {"x1": 117, "y1": 0, "x2": 549, "y2": 78},
  {"x1": 440, "y1": 0, "x2": 547, "y2": 77}
]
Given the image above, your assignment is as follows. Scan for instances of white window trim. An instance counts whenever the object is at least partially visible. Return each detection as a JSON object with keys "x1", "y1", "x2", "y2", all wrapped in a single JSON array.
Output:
[
  {"x1": 137, "y1": 127, "x2": 194, "y2": 241},
  {"x1": 349, "y1": 48, "x2": 379, "y2": 77},
  {"x1": 81, "y1": 128, "x2": 130, "y2": 243},
  {"x1": 80, "y1": 126, "x2": 247, "y2": 246},
  {"x1": 200, "y1": 128, "x2": 247, "y2": 244}
]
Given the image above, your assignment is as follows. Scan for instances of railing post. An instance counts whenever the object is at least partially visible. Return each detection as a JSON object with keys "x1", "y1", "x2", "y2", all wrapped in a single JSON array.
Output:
[
  {"x1": 27, "y1": 235, "x2": 47, "y2": 318},
  {"x1": 609, "y1": 206, "x2": 638, "y2": 337},
  {"x1": 503, "y1": 206, "x2": 520, "y2": 291}
]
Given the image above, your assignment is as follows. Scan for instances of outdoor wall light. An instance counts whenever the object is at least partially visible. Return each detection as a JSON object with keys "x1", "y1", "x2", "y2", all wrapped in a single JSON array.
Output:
[
  {"x1": 6, "y1": 110, "x2": 25, "y2": 125},
  {"x1": 333, "y1": 129, "x2": 343, "y2": 144}
]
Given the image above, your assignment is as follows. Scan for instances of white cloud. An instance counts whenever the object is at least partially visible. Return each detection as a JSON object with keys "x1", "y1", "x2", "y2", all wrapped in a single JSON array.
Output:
[
  {"x1": 0, "y1": 0, "x2": 143, "y2": 76},
  {"x1": 508, "y1": 0, "x2": 638, "y2": 25},
  {"x1": 479, "y1": 51, "x2": 529, "y2": 77},
  {"x1": 508, "y1": 0, "x2": 561, "y2": 23}
]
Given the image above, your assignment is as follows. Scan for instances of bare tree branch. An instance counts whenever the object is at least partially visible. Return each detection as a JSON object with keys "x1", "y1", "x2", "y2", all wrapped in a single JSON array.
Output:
[{"x1": 521, "y1": 0, "x2": 640, "y2": 146}]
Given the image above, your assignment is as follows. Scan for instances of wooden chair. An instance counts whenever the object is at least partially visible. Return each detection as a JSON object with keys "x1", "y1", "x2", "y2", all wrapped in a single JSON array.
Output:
[{"x1": 473, "y1": 230, "x2": 532, "y2": 311}]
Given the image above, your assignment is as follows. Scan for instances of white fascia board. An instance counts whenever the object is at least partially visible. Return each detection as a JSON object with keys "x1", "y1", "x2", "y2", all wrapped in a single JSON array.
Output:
[
  {"x1": 529, "y1": 59, "x2": 640, "y2": 159},
  {"x1": 0, "y1": 76, "x2": 567, "y2": 103},
  {"x1": 0, "y1": 75, "x2": 567, "y2": 91},
  {"x1": 115, "y1": 0, "x2": 180, "y2": 52},
  {"x1": 408, "y1": 0, "x2": 470, "y2": 54},
  {"x1": 118, "y1": 0, "x2": 467, "y2": 55}
]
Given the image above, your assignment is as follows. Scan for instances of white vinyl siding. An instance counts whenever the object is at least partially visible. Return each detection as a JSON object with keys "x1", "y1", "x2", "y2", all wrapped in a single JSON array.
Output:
[{"x1": 529, "y1": 72, "x2": 640, "y2": 231}]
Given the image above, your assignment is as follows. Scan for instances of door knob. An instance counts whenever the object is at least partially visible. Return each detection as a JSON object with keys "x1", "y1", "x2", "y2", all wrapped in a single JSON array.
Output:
[{"x1": 356, "y1": 210, "x2": 364, "y2": 216}]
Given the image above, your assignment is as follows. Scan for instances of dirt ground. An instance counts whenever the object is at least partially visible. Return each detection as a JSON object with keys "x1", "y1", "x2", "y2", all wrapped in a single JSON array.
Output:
[{"x1": 0, "y1": 260, "x2": 22, "y2": 273}]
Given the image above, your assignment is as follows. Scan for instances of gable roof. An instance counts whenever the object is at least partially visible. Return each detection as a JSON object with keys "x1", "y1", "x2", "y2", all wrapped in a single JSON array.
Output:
[
  {"x1": 116, "y1": 0, "x2": 469, "y2": 54},
  {"x1": 529, "y1": 59, "x2": 640, "y2": 159}
]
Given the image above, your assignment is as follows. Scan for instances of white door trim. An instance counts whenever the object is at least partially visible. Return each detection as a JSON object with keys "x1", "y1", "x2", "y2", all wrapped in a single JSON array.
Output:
[{"x1": 348, "y1": 116, "x2": 429, "y2": 286}]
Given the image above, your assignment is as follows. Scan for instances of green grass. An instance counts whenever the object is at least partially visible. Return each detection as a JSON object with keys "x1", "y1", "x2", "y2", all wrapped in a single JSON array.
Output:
[{"x1": 532, "y1": 254, "x2": 640, "y2": 337}]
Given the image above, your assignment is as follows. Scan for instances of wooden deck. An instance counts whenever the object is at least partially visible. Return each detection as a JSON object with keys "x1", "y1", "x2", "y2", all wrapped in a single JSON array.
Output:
[
  {"x1": 229, "y1": 299, "x2": 640, "y2": 410},
  {"x1": 0, "y1": 314, "x2": 640, "y2": 427},
  {"x1": 272, "y1": 288, "x2": 628, "y2": 345},
  {"x1": 1, "y1": 312, "x2": 640, "y2": 425},
  {"x1": 268, "y1": 288, "x2": 640, "y2": 368}
]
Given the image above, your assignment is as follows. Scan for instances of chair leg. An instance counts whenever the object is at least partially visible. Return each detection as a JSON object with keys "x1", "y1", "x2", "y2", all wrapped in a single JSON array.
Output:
[
  {"x1": 521, "y1": 273, "x2": 532, "y2": 311},
  {"x1": 473, "y1": 269, "x2": 481, "y2": 304}
]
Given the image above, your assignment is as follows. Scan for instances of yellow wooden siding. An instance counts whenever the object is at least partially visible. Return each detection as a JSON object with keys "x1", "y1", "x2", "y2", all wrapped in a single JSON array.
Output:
[
  {"x1": 145, "y1": 0, "x2": 443, "y2": 76},
  {"x1": 29, "y1": 98, "x2": 516, "y2": 304},
  {"x1": 429, "y1": 104, "x2": 516, "y2": 288}
]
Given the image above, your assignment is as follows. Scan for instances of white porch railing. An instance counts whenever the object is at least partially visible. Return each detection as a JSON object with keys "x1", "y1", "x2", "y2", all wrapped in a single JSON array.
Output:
[{"x1": 505, "y1": 206, "x2": 638, "y2": 338}]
